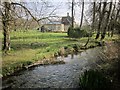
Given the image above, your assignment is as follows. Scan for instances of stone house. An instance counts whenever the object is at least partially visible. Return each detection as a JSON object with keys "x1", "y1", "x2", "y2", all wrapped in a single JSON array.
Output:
[
  {"x1": 44, "y1": 21, "x2": 64, "y2": 32},
  {"x1": 44, "y1": 13, "x2": 74, "y2": 32},
  {"x1": 61, "y1": 13, "x2": 72, "y2": 32}
]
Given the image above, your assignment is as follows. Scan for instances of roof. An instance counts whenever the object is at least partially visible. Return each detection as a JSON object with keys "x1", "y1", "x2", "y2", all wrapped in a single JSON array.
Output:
[
  {"x1": 61, "y1": 16, "x2": 72, "y2": 25},
  {"x1": 47, "y1": 21, "x2": 62, "y2": 24}
]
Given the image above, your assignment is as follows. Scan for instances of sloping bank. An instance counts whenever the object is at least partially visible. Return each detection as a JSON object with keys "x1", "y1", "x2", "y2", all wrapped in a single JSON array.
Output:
[
  {"x1": 2, "y1": 40, "x2": 120, "y2": 89},
  {"x1": 2, "y1": 43, "x2": 107, "y2": 88},
  {"x1": 79, "y1": 40, "x2": 120, "y2": 90},
  {"x1": 2, "y1": 41, "x2": 101, "y2": 78}
]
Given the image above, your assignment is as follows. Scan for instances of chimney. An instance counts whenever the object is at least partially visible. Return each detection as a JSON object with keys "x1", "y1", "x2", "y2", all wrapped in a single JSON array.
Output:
[{"x1": 67, "y1": 13, "x2": 69, "y2": 17}]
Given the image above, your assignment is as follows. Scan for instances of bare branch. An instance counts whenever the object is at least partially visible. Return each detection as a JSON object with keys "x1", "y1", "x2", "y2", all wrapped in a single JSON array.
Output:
[{"x1": 11, "y1": 2, "x2": 38, "y2": 22}]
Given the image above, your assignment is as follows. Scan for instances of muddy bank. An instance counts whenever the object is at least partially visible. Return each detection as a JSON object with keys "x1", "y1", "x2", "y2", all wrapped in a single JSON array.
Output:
[{"x1": 24, "y1": 43, "x2": 100, "y2": 69}]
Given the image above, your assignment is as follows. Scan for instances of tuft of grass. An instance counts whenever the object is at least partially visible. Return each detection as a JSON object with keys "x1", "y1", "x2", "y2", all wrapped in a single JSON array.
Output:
[{"x1": 79, "y1": 69, "x2": 111, "y2": 90}]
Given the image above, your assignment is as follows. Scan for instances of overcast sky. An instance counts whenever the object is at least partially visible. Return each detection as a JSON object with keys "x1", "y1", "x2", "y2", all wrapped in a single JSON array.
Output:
[
  {"x1": 0, "y1": 0, "x2": 93, "y2": 24},
  {"x1": 2, "y1": 0, "x2": 118, "y2": 24},
  {"x1": 24, "y1": 1, "x2": 82, "y2": 24}
]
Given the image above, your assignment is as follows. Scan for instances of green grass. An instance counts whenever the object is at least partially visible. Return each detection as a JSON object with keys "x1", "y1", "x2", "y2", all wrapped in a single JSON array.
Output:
[
  {"x1": 1, "y1": 30, "x2": 119, "y2": 77},
  {"x1": 79, "y1": 69, "x2": 111, "y2": 90}
]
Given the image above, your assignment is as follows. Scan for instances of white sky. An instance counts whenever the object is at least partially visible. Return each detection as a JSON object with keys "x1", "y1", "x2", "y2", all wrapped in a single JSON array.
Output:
[
  {"x1": 6, "y1": 0, "x2": 119, "y2": 2},
  {"x1": 0, "y1": 0, "x2": 94, "y2": 24},
  {"x1": 1, "y1": 0, "x2": 119, "y2": 24}
]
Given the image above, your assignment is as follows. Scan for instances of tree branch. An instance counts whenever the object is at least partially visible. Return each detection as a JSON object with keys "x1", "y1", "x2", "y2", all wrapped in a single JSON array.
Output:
[
  {"x1": 11, "y1": 2, "x2": 38, "y2": 22},
  {"x1": 11, "y1": 2, "x2": 60, "y2": 25}
]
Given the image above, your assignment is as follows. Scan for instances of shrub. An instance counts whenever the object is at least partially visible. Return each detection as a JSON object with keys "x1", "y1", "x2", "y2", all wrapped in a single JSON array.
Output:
[
  {"x1": 67, "y1": 27, "x2": 92, "y2": 38},
  {"x1": 67, "y1": 27, "x2": 80, "y2": 38},
  {"x1": 79, "y1": 69, "x2": 111, "y2": 90},
  {"x1": 72, "y1": 44, "x2": 80, "y2": 52}
]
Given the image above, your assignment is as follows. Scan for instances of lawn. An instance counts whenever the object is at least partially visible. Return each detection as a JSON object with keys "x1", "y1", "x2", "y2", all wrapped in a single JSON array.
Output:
[{"x1": 1, "y1": 30, "x2": 119, "y2": 77}]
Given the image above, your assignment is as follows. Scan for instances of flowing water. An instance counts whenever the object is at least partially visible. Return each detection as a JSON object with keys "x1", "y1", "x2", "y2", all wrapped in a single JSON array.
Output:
[{"x1": 2, "y1": 47, "x2": 105, "y2": 89}]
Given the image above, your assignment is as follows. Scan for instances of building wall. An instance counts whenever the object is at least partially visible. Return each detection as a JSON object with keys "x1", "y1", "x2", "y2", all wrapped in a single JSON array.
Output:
[
  {"x1": 64, "y1": 25, "x2": 70, "y2": 32},
  {"x1": 44, "y1": 24, "x2": 64, "y2": 32}
]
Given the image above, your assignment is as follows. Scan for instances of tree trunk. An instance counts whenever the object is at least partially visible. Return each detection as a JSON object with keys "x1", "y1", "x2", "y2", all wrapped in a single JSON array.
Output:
[
  {"x1": 92, "y1": 2, "x2": 95, "y2": 31},
  {"x1": 95, "y1": 2, "x2": 101, "y2": 39},
  {"x1": 72, "y1": 0, "x2": 74, "y2": 29},
  {"x1": 111, "y1": 8, "x2": 120, "y2": 37},
  {"x1": 80, "y1": 0, "x2": 84, "y2": 29},
  {"x1": 13, "y1": 5, "x2": 17, "y2": 31},
  {"x1": 2, "y1": 2, "x2": 11, "y2": 52},
  {"x1": 101, "y1": 1, "x2": 112, "y2": 40},
  {"x1": 96, "y1": 2, "x2": 107, "y2": 39},
  {"x1": 84, "y1": 1, "x2": 95, "y2": 47},
  {"x1": 107, "y1": 22, "x2": 111, "y2": 37}
]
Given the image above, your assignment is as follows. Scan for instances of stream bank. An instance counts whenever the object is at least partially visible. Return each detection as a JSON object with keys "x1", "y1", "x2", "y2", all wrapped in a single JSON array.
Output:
[{"x1": 2, "y1": 46, "x2": 106, "y2": 89}]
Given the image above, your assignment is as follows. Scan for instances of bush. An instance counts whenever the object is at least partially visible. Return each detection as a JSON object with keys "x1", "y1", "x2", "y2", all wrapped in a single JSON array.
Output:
[
  {"x1": 67, "y1": 27, "x2": 92, "y2": 38},
  {"x1": 79, "y1": 69, "x2": 111, "y2": 90},
  {"x1": 67, "y1": 27, "x2": 81, "y2": 38}
]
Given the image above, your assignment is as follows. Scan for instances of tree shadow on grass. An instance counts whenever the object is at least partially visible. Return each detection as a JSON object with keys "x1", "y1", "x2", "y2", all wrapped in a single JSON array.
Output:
[
  {"x1": 11, "y1": 34, "x2": 66, "y2": 40},
  {"x1": 11, "y1": 42, "x2": 48, "y2": 51}
]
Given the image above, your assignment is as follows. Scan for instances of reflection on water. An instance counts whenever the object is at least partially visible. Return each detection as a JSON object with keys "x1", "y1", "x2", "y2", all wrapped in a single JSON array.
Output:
[{"x1": 2, "y1": 47, "x2": 105, "y2": 88}]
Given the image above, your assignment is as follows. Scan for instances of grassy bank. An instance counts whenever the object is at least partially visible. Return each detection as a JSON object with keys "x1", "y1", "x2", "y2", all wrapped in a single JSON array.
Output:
[
  {"x1": 79, "y1": 40, "x2": 120, "y2": 90},
  {"x1": 1, "y1": 30, "x2": 119, "y2": 77}
]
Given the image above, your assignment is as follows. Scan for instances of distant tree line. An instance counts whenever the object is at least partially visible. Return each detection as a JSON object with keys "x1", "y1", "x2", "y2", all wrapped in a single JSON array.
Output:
[
  {"x1": 69, "y1": 0, "x2": 120, "y2": 40},
  {"x1": 92, "y1": 0, "x2": 120, "y2": 40}
]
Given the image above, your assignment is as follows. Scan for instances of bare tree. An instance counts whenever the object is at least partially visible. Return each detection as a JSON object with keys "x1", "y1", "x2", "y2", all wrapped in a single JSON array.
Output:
[
  {"x1": 95, "y1": 2, "x2": 101, "y2": 39},
  {"x1": 1, "y1": 1, "x2": 60, "y2": 52},
  {"x1": 111, "y1": 1, "x2": 120, "y2": 37},
  {"x1": 95, "y1": 1, "x2": 107, "y2": 39},
  {"x1": 72, "y1": 0, "x2": 74, "y2": 28},
  {"x1": 84, "y1": 0, "x2": 119, "y2": 40},
  {"x1": 101, "y1": 1, "x2": 113, "y2": 40},
  {"x1": 92, "y1": 1, "x2": 96, "y2": 31},
  {"x1": 79, "y1": 0, "x2": 84, "y2": 29},
  {"x1": 2, "y1": 2, "x2": 11, "y2": 51}
]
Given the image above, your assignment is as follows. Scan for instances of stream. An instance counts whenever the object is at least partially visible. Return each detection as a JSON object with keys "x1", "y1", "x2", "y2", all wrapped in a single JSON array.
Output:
[{"x1": 2, "y1": 47, "x2": 106, "y2": 89}]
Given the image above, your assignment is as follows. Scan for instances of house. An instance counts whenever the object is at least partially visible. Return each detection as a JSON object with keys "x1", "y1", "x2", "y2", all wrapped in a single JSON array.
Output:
[
  {"x1": 44, "y1": 21, "x2": 64, "y2": 32},
  {"x1": 61, "y1": 13, "x2": 74, "y2": 32},
  {"x1": 44, "y1": 13, "x2": 75, "y2": 32},
  {"x1": 61, "y1": 13, "x2": 72, "y2": 25}
]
